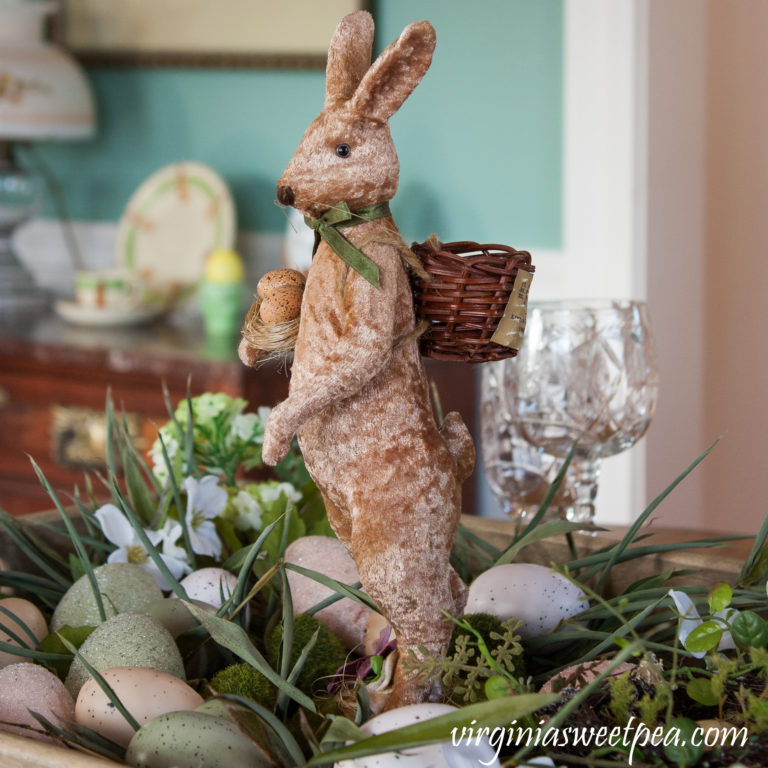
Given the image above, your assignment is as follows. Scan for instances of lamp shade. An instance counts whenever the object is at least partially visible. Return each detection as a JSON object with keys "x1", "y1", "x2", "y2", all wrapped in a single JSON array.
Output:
[{"x1": 0, "y1": 0, "x2": 95, "y2": 141}]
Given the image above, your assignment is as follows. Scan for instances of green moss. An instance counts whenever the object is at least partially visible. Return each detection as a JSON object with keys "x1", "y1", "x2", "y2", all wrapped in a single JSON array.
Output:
[
  {"x1": 209, "y1": 663, "x2": 276, "y2": 710},
  {"x1": 267, "y1": 614, "x2": 347, "y2": 695},
  {"x1": 608, "y1": 670, "x2": 636, "y2": 726}
]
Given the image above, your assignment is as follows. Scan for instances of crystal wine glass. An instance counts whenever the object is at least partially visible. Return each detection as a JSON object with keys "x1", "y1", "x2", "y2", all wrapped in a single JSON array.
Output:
[
  {"x1": 503, "y1": 300, "x2": 659, "y2": 523},
  {"x1": 480, "y1": 361, "x2": 575, "y2": 522}
]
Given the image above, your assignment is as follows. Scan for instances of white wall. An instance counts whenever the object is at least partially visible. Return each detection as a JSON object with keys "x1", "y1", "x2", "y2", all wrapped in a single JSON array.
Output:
[
  {"x1": 701, "y1": 1, "x2": 768, "y2": 533},
  {"x1": 642, "y1": 0, "x2": 768, "y2": 534},
  {"x1": 644, "y1": 0, "x2": 709, "y2": 527},
  {"x1": 482, "y1": 1, "x2": 649, "y2": 525}
]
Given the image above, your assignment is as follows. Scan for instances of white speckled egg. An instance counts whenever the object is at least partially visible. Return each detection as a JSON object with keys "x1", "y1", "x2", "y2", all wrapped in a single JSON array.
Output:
[
  {"x1": 175, "y1": 568, "x2": 238, "y2": 610},
  {"x1": 465, "y1": 563, "x2": 587, "y2": 639},
  {"x1": 0, "y1": 597, "x2": 48, "y2": 668},
  {"x1": 285, "y1": 536, "x2": 371, "y2": 650},
  {"x1": 65, "y1": 613, "x2": 185, "y2": 698},
  {"x1": 75, "y1": 667, "x2": 203, "y2": 747},
  {"x1": 0, "y1": 663, "x2": 75, "y2": 743},
  {"x1": 126, "y1": 710, "x2": 272, "y2": 768},
  {"x1": 335, "y1": 703, "x2": 500, "y2": 768}
]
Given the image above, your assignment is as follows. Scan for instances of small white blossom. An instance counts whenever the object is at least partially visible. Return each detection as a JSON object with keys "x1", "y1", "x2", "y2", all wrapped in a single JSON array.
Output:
[
  {"x1": 259, "y1": 482, "x2": 302, "y2": 506},
  {"x1": 230, "y1": 413, "x2": 259, "y2": 442},
  {"x1": 254, "y1": 407, "x2": 272, "y2": 444},
  {"x1": 95, "y1": 504, "x2": 191, "y2": 591},
  {"x1": 150, "y1": 432, "x2": 179, "y2": 483},
  {"x1": 158, "y1": 519, "x2": 188, "y2": 563},
  {"x1": 194, "y1": 393, "x2": 224, "y2": 422},
  {"x1": 668, "y1": 589, "x2": 736, "y2": 658},
  {"x1": 232, "y1": 490, "x2": 263, "y2": 533},
  {"x1": 184, "y1": 476, "x2": 226, "y2": 559}
]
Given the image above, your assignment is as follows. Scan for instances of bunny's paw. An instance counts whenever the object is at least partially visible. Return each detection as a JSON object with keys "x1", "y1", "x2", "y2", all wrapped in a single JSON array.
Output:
[{"x1": 262, "y1": 404, "x2": 295, "y2": 466}]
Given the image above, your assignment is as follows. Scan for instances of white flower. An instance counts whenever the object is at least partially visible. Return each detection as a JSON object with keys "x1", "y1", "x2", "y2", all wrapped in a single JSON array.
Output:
[
  {"x1": 257, "y1": 406, "x2": 271, "y2": 422},
  {"x1": 258, "y1": 482, "x2": 302, "y2": 506},
  {"x1": 232, "y1": 490, "x2": 263, "y2": 533},
  {"x1": 254, "y1": 406, "x2": 272, "y2": 444},
  {"x1": 668, "y1": 589, "x2": 736, "y2": 658},
  {"x1": 158, "y1": 519, "x2": 187, "y2": 563},
  {"x1": 194, "y1": 393, "x2": 225, "y2": 422},
  {"x1": 95, "y1": 504, "x2": 191, "y2": 591},
  {"x1": 184, "y1": 476, "x2": 226, "y2": 559},
  {"x1": 150, "y1": 431, "x2": 179, "y2": 483},
  {"x1": 230, "y1": 413, "x2": 258, "y2": 442}
]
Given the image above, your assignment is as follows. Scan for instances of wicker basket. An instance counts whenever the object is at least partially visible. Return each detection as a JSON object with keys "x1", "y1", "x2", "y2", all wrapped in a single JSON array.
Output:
[
  {"x1": 410, "y1": 240, "x2": 534, "y2": 363},
  {"x1": 241, "y1": 241, "x2": 534, "y2": 364}
]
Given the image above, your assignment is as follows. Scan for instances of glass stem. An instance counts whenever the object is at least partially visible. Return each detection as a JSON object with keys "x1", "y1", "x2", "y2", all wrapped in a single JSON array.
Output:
[{"x1": 569, "y1": 457, "x2": 601, "y2": 524}]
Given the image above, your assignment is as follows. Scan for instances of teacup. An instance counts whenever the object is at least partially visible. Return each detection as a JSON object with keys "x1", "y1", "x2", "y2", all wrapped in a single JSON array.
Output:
[{"x1": 74, "y1": 270, "x2": 146, "y2": 312}]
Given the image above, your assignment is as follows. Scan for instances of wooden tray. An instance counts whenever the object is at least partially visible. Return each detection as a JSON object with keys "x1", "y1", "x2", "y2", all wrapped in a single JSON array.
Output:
[{"x1": 0, "y1": 512, "x2": 747, "y2": 767}]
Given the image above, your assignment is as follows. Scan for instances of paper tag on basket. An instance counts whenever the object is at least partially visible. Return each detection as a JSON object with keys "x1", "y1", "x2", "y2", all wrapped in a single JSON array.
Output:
[{"x1": 490, "y1": 269, "x2": 534, "y2": 350}]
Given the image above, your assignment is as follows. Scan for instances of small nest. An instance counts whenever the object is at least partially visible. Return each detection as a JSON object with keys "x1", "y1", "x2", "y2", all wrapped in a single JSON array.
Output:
[{"x1": 241, "y1": 298, "x2": 300, "y2": 359}]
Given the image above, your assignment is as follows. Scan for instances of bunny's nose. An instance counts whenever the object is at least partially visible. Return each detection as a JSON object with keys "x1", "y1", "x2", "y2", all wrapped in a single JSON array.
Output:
[{"x1": 277, "y1": 185, "x2": 295, "y2": 206}]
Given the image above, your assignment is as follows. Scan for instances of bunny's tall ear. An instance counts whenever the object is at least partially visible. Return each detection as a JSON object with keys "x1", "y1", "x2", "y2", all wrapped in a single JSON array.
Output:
[
  {"x1": 349, "y1": 20, "x2": 436, "y2": 122},
  {"x1": 325, "y1": 11, "x2": 375, "y2": 108}
]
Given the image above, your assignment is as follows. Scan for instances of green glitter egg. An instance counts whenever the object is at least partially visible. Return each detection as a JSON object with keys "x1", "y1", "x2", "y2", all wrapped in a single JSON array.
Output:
[
  {"x1": 51, "y1": 563, "x2": 163, "y2": 632},
  {"x1": 65, "y1": 613, "x2": 184, "y2": 698}
]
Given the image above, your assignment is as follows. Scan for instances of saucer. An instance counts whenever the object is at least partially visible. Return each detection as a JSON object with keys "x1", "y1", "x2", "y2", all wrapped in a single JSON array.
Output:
[{"x1": 54, "y1": 300, "x2": 165, "y2": 328}]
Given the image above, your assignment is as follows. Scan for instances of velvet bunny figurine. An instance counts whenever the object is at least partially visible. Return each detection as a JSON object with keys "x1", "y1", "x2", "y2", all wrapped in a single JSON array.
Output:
[{"x1": 255, "y1": 10, "x2": 475, "y2": 708}]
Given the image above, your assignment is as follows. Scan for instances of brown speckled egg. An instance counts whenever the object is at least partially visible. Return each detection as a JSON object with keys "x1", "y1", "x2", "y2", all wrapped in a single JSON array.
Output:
[
  {"x1": 0, "y1": 663, "x2": 75, "y2": 743},
  {"x1": 539, "y1": 659, "x2": 635, "y2": 694},
  {"x1": 0, "y1": 597, "x2": 48, "y2": 668},
  {"x1": 256, "y1": 268, "x2": 306, "y2": 299},
  {"x1": 75, "y1": 667, "x2": 203, "y2": 747},
  {"x1": 259, "y1": 285, "x2": 303, "y2": 324}
]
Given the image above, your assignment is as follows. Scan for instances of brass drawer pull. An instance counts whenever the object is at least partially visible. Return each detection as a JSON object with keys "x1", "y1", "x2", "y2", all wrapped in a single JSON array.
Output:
[{"x1": 50, "y1": 405, "x2": 143, "y2": 471}]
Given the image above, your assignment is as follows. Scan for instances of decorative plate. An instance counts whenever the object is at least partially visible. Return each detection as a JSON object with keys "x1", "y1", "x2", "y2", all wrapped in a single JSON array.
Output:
[
  {"x1": 54, "y1": 300, "x2": 165, "y2": 328},
  {"x1": 115, "y1": 162, "x2": 236, "y2": 304}
]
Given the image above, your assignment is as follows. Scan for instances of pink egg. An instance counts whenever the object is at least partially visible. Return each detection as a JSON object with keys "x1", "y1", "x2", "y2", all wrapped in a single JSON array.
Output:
[
  {"x1": 0, "y1": 598, "x2": 48, "y2": 669},
  {"x1": 0, "y1": 663, "x2": 75, "y2": 743},
  {"x1": 285, "y1": 536, "x2": 371, "y2": 650}
]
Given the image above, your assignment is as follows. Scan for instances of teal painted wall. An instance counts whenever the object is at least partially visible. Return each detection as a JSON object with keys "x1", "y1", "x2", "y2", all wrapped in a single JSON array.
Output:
[{"x1": 37, "y1": 0, "x2": 562, "y2": 248}]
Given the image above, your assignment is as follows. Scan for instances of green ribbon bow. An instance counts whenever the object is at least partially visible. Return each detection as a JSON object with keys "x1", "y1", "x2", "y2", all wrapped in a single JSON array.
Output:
[{"x1": 304, "y1": 201, "x2": 392, "y2": 290}]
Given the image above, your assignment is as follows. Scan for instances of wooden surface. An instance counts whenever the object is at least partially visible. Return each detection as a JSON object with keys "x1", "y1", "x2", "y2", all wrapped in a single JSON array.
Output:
[
  {"x1": 462, "y1": 516, "x2": 749, "y2": 595},
  {"x1": 0, "y1": 732, "x2": 115, "y2": 768},
  {"x1": 0, "y1": 312, "x2": 477, "y2": 517}
]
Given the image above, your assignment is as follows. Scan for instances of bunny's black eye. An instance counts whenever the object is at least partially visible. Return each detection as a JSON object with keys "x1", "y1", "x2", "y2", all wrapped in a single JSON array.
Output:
[{"x1": 336, "y1": 143, "x2": 351, "y2": 158}]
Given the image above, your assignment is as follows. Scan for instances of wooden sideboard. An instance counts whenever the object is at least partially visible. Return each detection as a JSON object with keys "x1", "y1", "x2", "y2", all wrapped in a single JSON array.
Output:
[{"x1": 0, "y1": 313, "x2": 477, "y2": 516}]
